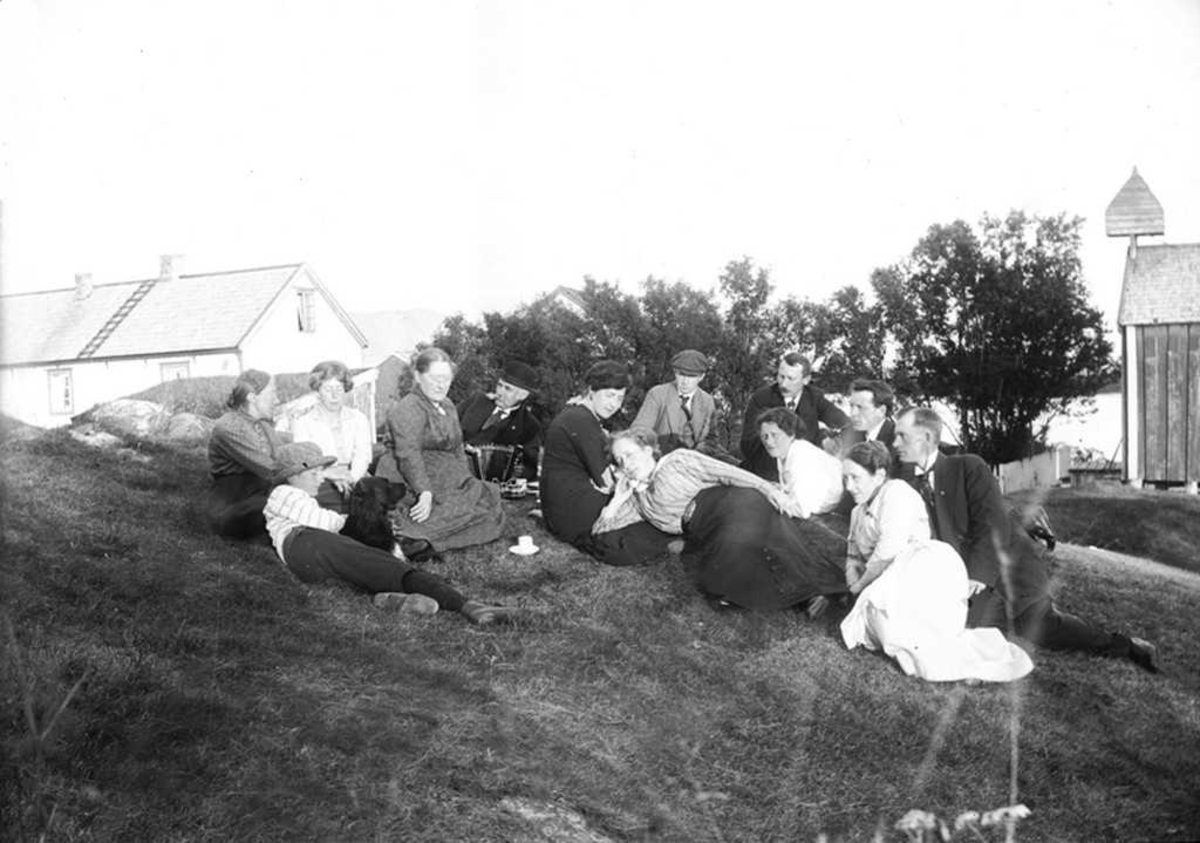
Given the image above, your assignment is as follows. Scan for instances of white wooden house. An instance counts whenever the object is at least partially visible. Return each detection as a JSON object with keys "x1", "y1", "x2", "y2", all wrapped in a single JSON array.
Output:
[{"x1": 0, "y1": 257, "x2": 367, "y2": 428}]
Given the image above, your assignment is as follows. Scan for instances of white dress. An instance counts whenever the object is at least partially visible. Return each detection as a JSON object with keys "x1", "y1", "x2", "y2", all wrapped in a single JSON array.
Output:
[{"x1": 840, "y1": 481, "x2": 1034, "y2": 683}]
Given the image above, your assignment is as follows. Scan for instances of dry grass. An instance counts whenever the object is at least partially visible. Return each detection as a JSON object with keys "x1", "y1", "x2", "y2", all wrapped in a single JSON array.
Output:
[{"x1": 2, "y1": 428, "x2": 1199, "y2": 842}]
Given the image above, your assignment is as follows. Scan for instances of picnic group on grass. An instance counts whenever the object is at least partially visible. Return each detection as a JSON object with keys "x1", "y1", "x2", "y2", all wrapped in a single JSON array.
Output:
[{"x1": 204, "y1": 347, "x2": 1159, "y2": 680}]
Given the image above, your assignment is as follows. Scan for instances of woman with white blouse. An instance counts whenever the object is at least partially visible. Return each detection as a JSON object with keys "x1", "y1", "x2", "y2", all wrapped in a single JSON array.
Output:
[
  {"x1": 292, "y1": 360, "x2": 374, "y2": 512},
  {"x1": 839, "y1": 441, "x2": 1034, "y2": 682},
  {"x1": 756, "y1": 407, "x2": 845, "y2": 518}
]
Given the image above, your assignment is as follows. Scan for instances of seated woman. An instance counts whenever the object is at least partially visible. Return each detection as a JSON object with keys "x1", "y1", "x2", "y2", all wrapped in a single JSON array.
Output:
[
  {"x1": 757, "y1": 407, "x2": 845, "y2": 517},
  {"x1": 457, "y1": 359, "x2": 542, "y2": 481},
  {"x1": 376, "y1": 347, "x2": 505, "y2": 552},
  {"x1": 206, "y1": 369, "x2": 285, "y2": 538},
  {"x1": 264, "y1": 441, "x2": 514, "y2": 624},
  {"x1": 593, "y1": 430, "x2": 847, "y2": 611},
  {"x1": 291, "y1": 360, "x2": 374, "y2": 513},
  {"x1": 540, "y1": 360, "x2": 675, "y2": 566},
  {"x1": 839, "y1": 441, "x2": 1034, "y2": 682}
]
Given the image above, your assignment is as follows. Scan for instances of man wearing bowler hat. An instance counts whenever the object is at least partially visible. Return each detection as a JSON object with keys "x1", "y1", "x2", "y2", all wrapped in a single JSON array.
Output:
[
  {"x1": 457, "y1": 360, "x2": 543, "y2": 479},
  {"x1": 631, "y1": 349, "x2": 728, "y2": 459}
]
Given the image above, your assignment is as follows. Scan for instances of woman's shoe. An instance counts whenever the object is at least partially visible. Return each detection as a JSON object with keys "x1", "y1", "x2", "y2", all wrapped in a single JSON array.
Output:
[{"x1": 398, "y1": 537, "x2": 439, "y2": 562}]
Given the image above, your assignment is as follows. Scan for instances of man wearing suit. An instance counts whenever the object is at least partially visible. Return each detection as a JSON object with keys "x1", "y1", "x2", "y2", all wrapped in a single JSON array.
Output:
[
  {"x1": 893, "y1": 407, "x2": 1157, "y2": 671},
  {"x1": 740, "y1": 352, "x2": 848, "y2": 482},
  {"x1": 631, "y1": 349, "x2": 727, "y2": 458},
  {"x1": 838, "y1": 378, "x2": 897, "y2": 457},
  {"x1": 457, "y1": 360, "x2": 542, "y2": 480}
]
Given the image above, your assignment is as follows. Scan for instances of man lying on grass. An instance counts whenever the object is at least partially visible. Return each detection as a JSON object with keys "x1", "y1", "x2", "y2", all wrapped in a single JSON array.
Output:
[{"x1": 263, "y1": 441, "x2": 516, "y2": 625}]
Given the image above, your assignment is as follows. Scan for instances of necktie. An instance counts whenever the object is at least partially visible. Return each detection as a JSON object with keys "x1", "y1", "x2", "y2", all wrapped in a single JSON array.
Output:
[
  {"x1": 679, "y1": 395, "x2": 692, "y2": 419},
  {"x1": 482, "y1": 407, "x2": 505, "y2": 431},
  {"x1": 914, "y1": 472, "x2": 940, "y2": 537}
]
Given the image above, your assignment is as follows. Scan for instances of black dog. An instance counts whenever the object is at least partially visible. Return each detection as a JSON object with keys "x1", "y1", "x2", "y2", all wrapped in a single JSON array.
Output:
[{"x1": 341, "y1": 476, "x2": 440, "y2": 562}]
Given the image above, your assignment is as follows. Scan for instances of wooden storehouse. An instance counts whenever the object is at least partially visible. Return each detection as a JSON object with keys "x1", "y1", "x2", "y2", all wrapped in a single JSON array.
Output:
[{"x1": 1108, "y1": 169, "x2": 1200, "y2": 491}]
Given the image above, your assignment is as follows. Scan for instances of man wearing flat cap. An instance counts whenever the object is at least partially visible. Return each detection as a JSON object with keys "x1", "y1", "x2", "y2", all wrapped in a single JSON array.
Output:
[
  {"x1": 457, "y1": 360, "x2": 543, "y2": 479},
  {"x1": 631, "y1": 349, "x2": 728, "y2": 459}
]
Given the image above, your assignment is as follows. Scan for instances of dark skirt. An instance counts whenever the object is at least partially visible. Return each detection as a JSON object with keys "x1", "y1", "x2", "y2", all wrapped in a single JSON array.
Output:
[
  {"x1": 205, "y1": 473, "x2": 272, "y2": 539},
  {"x1": 682, "y1": 486, "x2": 848, "y2": 610}
]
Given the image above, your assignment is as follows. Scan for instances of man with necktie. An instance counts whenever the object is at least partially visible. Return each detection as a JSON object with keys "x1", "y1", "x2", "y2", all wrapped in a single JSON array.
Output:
[
  {"x1": 739, "y1": 352, "x2": 848, "y2": 482},
  {"x1": 631, "y1": 349, "x2": 728, "y2": 459},
  {"x1": 457, "y1": 360, "x2": 543, "y2": 480},
  {"x1": 893, "y1": 406, "x2": 1157, "y2": 672}
]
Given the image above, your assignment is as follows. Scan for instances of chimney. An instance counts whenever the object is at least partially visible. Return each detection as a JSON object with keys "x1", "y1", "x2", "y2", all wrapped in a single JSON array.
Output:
[
  {"x1": 159, "y1": 253, "x2": 184, "y2": 282},
  {"x1": 74, "y1": 272, "x2": 94, "y2": 301}
]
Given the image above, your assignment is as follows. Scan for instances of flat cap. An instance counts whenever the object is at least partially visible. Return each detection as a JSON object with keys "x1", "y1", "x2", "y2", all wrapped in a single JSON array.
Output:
[{"x1": 671, "y1": 349, "x2": 710, "y2": 376}]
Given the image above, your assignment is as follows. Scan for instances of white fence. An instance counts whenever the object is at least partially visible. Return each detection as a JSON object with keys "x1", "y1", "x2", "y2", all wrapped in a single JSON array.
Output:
[{"x1": 995, "y1": 444, "x2": 1073, "y2": 494}]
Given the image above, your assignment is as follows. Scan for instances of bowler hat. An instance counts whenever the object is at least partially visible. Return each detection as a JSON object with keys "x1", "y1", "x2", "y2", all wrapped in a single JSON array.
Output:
[
  {"x1": 272, "y1": 441, "x2": 337, "y2": 483},
  {"x1": 671, "y1": 349, "x2": 709, "y2": 376},
  {"x1": 499, "y1": 360, "x2": 538, "y2": 394}
]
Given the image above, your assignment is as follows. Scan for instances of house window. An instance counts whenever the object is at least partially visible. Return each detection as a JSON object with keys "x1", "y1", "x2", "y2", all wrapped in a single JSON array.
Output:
[
  {"x1": 160, "y1": 362, "x2": 191, "y2": 381},
  {"x1": 297, "y1": 289, "x2": 316, "y2": 333},
  {"x1": 48, "y1": 369, "x2": 74, "y2": 415}
]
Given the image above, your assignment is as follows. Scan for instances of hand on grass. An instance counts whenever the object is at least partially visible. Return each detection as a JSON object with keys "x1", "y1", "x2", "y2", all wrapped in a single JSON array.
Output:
[{"x1": 410, "y1": 491, "x2": 433, "y2": 523}]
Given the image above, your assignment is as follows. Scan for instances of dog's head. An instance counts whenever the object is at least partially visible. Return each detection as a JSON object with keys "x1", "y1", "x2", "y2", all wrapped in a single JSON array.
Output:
[{"x1": 349, "y1": 476, "x2": 409, "y2": 513}]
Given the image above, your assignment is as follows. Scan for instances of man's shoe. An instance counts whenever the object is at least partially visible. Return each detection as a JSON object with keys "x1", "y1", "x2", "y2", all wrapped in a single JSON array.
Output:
[
  {"x1": 461, "y1": 600, "x2": 518, "y2": 626},
  {"x1": 1129, "y1": 637, "x2": 1158, "y2": 673},
  {"x1": 373, "y1": 592, "x2": 439, "y2": 615}
]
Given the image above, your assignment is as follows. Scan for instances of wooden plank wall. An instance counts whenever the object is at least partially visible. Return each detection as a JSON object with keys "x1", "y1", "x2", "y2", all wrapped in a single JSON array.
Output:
[
  {"x1": 1138, "y1": 323, "x2": 1199, "y2": 482},
  {"x1": 1190, "y1": 327, "x2": 1200, "y2": 482}
]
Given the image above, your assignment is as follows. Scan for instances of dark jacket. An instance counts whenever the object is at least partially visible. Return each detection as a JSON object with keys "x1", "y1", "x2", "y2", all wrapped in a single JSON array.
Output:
[
  {"x1": 739, "y1": 383, "x2": 849, "y2": 481},
  {"x1": 898, "y1": 453, "x2": 1049, "y2": 615},
  {"x1": 457, "y1": 392, "x2": 542, "y2": 478}
]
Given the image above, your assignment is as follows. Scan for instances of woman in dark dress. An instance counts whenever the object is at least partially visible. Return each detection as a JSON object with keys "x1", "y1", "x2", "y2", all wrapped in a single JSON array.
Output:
[
  {"x1": 540, "y1": 361, "x2": 674, "y2": 566},
  {"x1": 376, "y1": 348, "x2": 505, "y2": 551},
  {"x1": 596, "y1": 429, "x2": 848, "y2": 611},
  {"x1": 205, "y1": 369, "x2": 285, "y2": 538}
]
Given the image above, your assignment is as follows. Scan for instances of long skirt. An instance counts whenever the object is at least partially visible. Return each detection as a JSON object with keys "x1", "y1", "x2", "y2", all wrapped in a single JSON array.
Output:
[
  {"x1": 205, "y1": 473, "x2": 272, "y2": 539},
  {"x1": 383, "y1": 449, "x2": 505, "y2": 551},
  {"x1": 840, "y1": 539, "x2": 1034, "y2": 682},
  {"x1": 681, "y1": 486, "x2": 848, "y2": 610}
]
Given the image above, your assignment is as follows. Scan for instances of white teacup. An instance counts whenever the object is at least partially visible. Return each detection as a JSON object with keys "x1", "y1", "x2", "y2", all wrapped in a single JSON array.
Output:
[{"x1": 516, "y1": 535, "x2": 535, "y2": 551}]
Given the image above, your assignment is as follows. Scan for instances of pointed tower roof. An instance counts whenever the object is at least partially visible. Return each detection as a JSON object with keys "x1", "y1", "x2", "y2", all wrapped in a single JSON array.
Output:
[{"x1": 1105, "y1": 167, "x2": 1164, "y2": 237}]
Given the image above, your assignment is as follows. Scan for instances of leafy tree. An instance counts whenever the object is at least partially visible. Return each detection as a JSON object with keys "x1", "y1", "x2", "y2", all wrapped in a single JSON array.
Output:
[{"x1": 874, "y1": 211, "x2": 1117, "y2": 464}]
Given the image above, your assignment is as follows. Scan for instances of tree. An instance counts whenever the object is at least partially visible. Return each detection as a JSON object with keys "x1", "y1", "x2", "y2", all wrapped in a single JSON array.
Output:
[{"x1": 875, "y1": 211, "x2": 1117, "y2": 464}]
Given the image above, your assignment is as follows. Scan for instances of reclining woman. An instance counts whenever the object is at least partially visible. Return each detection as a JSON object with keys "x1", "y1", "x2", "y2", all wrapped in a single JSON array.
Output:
[
  {"x1": 265, "y1": 441, "x2": 514, "y2": 625},
  {"x1": 838, "y1": 441, "x2": 1034, "y2": 682},
  {"x1": 206, "y1": 369, "x2": 286, "y2": 538},
  {"x1": 291, "y1": 359, "x2": 374, "y2": 513},
  {"x1": 593, "y1": 429, "x2": 847, "y2": 611},
  {"x1": 376, "y1": 347, "x2": 505, "y2": 552},
  {"x1": 540, "y1": 360, "x2": 676, "y2": 566}
]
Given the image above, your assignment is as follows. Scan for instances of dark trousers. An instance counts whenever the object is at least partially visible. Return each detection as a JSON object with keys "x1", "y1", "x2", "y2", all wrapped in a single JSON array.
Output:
[
  {"x1": 281, "y1": 528, "x2": 466, "y2": 610},
  {"x1": 206, "y1": 474, "x2": 272, "y2": 539},
  {"x1": 968, "y1": 590, "x2": 1133, "y2": 659},
  {"x1": 581, "y1": 522, "x2": 675, "y2": 567}
]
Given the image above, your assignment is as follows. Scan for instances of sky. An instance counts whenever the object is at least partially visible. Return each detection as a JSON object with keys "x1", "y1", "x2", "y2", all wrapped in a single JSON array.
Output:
[{"x1": 1, "y1": 0, "x2": 1198, "y2": 329}]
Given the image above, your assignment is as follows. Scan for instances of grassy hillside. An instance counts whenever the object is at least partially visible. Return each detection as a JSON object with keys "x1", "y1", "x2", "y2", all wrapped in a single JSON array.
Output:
[{"x1": 2, "y1": 428, "x2": 1199, "y2": 842}]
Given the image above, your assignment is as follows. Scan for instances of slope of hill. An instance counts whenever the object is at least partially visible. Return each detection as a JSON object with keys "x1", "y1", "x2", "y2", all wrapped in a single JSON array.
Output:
[{"x1": 2, "y1": 429, "x2": 1199, "y2": 842}]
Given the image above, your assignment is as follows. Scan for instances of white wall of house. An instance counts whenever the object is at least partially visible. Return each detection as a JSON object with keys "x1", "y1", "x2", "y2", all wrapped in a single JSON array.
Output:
[
  {"x1": 240, "y1": 271, "x2": 366, "y2": 374},
  {"x1": 1, "y1": 352, "x2": 239, "y2": 428}
]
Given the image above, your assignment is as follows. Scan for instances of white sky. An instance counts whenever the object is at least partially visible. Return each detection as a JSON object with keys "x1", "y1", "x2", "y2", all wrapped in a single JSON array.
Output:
[{"x1": 1, "y1": 0, "x2": 1198, "y2": 328}]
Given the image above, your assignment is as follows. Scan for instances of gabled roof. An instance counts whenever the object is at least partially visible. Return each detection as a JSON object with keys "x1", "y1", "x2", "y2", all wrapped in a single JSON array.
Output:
[
  {"x1": 0, "y1": 263, "x2": 367, "y2": 367},
  {"x1": 1118, "y1": 243, "x2": 1200, "y2": 326},
  {"x1": 1105, "y1": 168, "x2": 1165, "y2": 237}
]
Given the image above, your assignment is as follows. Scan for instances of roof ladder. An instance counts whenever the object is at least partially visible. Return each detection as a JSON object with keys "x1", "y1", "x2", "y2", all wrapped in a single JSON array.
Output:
[{"x1": 77, "y1": 278, "x2": 159, "y2": 358}]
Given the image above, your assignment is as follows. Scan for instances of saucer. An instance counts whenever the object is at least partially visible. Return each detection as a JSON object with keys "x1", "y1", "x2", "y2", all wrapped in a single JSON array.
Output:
[{"x1": 509, "y1": 544, "x2": 539, "y2": 556}]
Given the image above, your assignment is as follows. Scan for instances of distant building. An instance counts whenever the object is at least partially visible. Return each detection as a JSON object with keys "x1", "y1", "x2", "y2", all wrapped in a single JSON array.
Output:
[
  {"x1": 0, "y1": 257, "x2": 366, "y2": 428},
  {"x1": 1107, "y1": 169, "x2": 1200, "y2": 491},
  {"x1": 548, "y1": 285, "x2": 587, "y2": 317}
]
